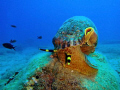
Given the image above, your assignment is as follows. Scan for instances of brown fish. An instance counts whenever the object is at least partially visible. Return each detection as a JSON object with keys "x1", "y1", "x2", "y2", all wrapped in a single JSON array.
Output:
[
  {"x1": 37, "y1": 36, "x2": 42, "y2": 39},
  {"x1": 10, "y1": 40, "x2": 16, "y2": 43},
  {"x1": 3, "y1": 43, "x2": 15, "y2": 50},
  {"x1": 11, "y1": 25, "x2": 16, "y2": 28}
]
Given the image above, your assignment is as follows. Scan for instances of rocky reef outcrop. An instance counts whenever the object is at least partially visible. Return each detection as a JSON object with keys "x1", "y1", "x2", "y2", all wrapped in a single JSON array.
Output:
[{"x1": 3, "y1": 16, "x2": 120, "y2": 90}]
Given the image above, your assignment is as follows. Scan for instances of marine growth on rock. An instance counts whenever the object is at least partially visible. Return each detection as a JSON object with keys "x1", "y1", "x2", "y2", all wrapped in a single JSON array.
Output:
[{"x1": 24, "y1": 16, "x2": 99, "y2": 90}]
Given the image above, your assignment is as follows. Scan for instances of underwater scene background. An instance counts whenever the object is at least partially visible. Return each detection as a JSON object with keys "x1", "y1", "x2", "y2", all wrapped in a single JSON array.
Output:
[{"x1": 0, "y1": 0, "x2": 120, "y2": 90}]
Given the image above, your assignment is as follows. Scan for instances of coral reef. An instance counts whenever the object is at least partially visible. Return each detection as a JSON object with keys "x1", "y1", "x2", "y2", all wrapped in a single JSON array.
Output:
[
  {"x1": 21, "y1": 16, "x2": 119, "y2": 90},
  {"x1": 3, "y1": 52, "x2": 120, "y2": 90},
  {"x1": 22, "y1": 52, "x2": 120, "y2": 90},
  {"x1": 52, "y1": 16, "x2": 98, "y2": 50},
  {"x1": 43, "y1": 16, "x2": 98, "y2": 76},
  {"x1": 3, "y1": 16, "x2": 120, "y2": 90}
]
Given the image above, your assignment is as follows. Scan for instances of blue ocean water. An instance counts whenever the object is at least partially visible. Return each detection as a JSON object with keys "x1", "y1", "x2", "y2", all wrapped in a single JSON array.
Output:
[
  {"x1": 0, "y1": 0, "x2": 120, "y2": 89},
  {"x1": 0, "y1": 0, "x2": 120, "y2": 47}
]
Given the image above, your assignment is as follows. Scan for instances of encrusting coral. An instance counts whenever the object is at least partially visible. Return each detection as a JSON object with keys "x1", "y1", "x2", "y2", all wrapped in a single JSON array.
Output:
[{"x1": 56, "y1": 45, "x2": 98, "y2": 76}]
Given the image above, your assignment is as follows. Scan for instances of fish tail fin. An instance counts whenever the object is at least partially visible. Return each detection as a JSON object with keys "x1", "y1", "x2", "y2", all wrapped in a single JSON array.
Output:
[
  {"x1": 13, "y1": 46, "x2": 16, "y2": 50},
  {"x1": 39, "y1": 48, "x2": 57, "y2": 52},
  {"x1": 13, "y1": 48, "x2": 15, "y2": 50}
]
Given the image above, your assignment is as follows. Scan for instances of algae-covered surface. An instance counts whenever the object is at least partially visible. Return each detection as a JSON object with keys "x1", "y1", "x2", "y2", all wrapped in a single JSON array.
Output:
[
  {"x1": 0, "y1": 47, "x2": 51, "y2": 89},
  {"x1": 4, "y1": 53, "x2": 51, "y2": 90},
  {"x1": 0, "y1": 43, "x2": 120, "y2": 90}
]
